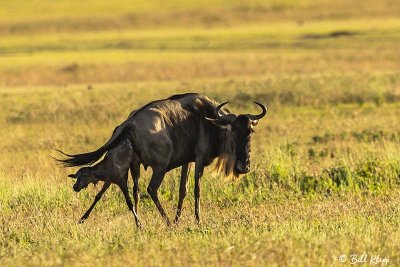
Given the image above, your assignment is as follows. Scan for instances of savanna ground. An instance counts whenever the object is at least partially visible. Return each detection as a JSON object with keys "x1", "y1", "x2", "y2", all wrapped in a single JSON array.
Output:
[{"x1": 1, "y1": 0, "x2": 400, "y2": 266}]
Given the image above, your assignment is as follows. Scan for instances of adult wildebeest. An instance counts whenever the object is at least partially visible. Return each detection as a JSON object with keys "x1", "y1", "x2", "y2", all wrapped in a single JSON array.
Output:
[{"x1": 58, "y1": 93, "x2": 266, "y2": 225}]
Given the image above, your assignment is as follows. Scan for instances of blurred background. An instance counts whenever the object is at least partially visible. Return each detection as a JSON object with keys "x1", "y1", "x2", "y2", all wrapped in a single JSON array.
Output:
[
  {"x1": 1, "y1": 1, "x2": 400, "y2": 266},
  {"x1": 0, "y1": 0, "x2": 399, "y2": 88}
]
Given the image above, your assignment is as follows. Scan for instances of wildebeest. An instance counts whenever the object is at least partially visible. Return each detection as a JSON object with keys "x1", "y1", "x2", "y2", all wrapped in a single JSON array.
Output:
[
  {"x1": 58, "y1": 93, "x2": 266, "y2": 225},
  {"x1": 67, "y1": 138, "x2": 141, "y2": 226}
]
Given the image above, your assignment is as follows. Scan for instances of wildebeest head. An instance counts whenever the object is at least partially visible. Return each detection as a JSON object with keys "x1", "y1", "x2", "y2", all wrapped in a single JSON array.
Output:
[
  {"x1": 68, "y1": 167, "x2": 99, "y2": 192},
  {"x1": 207, "y1": 101, "x2": 267, "y2": 176}
]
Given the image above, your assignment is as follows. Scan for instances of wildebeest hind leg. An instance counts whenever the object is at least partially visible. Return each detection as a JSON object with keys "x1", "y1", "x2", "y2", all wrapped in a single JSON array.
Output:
[
  {"x1": 147, "y1": 168, "x2": 171, "y2": 226},
  {"x1": 174, "y1": 163, "x2": 191, "y2": 223},
  {"x1": 79, "y1": 182, "x2": 111, "y2": 224}
]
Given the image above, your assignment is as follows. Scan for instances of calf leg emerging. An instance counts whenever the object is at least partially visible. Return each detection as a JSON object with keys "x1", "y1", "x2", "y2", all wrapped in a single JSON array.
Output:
[
  {"x1": 118, "y1": 182, "x2": 141, "y2": 227},
  {"x1": 79, "y1": 182, "x2": 111, "y2": 224},
  {"x1": 130, "y1": 160, "x2": 141, "y2": 226},
  {"x1": 174, "y1": 163, "x2": 191, "y2": 223}
]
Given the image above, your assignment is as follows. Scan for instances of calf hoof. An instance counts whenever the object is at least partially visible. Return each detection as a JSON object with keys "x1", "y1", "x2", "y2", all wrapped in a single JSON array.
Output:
[
  {"x1": 135, "y1": 220, "x2": 142, "y2": 229},
  {"x1": 174, "y1": 214, "x2": 183, "y2": 225}
]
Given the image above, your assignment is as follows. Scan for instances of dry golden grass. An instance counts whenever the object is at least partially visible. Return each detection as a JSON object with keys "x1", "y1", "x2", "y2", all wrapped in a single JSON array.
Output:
[{"x1": 1, "y1": 0, "x2": 400, "y2": 266}]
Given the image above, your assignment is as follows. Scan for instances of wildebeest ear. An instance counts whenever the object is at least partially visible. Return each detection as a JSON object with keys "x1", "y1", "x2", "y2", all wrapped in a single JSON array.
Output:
[
  {"x1": 68, "y1": 174, "x2": 77, "y2": 179},
  {"x1": 205, "y1": 117, "x2": 232, "y2": 131}
]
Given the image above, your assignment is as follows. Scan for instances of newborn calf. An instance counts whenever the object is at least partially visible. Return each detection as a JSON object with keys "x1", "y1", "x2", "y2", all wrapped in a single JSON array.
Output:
[{"x1": 68, "y1": 138, "x2": 141, "y2": 226}]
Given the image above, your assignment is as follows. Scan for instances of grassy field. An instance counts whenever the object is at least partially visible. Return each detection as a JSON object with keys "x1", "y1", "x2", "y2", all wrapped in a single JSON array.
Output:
[{"x1": 1, "y1": 0, "x2": 400, "y2": 266}]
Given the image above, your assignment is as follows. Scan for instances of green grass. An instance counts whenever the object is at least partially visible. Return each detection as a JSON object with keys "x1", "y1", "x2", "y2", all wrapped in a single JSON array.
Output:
[
  {"x1": 1, "y1": 0, "x2": 400, "y2": 266},
  {"x1": 1, "y1": 83, "x2": 400, "y2": 266}
]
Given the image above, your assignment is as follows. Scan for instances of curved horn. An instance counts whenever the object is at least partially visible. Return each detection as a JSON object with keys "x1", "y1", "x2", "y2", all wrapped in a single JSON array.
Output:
[
  {"x1": 216, "y1": 102, "x2": 237, "y2": 122},
  {"x1": 246, "y1": 101, "x2": 267, "y2": 121}
]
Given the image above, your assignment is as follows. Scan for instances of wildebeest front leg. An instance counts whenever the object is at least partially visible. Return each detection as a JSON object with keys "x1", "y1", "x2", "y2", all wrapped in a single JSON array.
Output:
[
  {"x1": 194, "y1": 161, "x2": 205, "y2": 223},
  {"x1": 174, "y1": 163, "x2": 191, "y2": 223},
  {"x1": 147, "y1": 168, "x2": 170, "y2": 225},
  {"x1": 79, "y1": 182, "x2": 111, "y2": 224},
  {"x1": 118, "y1": 183, "x2": 141, "y2": 227}
]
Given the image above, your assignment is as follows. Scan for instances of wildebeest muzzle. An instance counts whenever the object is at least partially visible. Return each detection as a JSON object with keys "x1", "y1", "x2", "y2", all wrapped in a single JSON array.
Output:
[{"x1": 236, "y1": 159, "x2": 250, "y2": 174}]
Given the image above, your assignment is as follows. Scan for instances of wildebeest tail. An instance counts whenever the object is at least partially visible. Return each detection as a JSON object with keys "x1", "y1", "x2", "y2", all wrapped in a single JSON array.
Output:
[{"x1": 55, "y1": 123, "x2": 128, "y2": 167}]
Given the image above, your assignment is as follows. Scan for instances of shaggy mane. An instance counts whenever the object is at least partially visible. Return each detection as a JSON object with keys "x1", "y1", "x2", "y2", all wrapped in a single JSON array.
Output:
[{"x1": 213, "y1": 130, "x2": 238, "y2": 177}]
